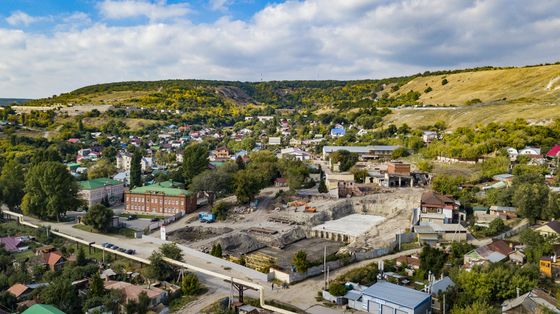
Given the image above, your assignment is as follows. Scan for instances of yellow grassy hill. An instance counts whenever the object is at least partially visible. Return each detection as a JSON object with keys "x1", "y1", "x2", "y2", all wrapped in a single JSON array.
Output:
[
  {"x1": 386, "y1": 64, "x2": 560, "y2": 129},
  {"x1": 394, "y1": 64, "x2": 560, "y2": 106}
]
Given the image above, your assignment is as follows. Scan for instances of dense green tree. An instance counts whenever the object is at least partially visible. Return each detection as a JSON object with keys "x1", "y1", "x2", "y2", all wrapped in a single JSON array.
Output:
[
  {"x1": 22, "y1": 161, "x2": 81, "y2": 221},
  {"x1": 328, "y1": 282, "x2": 348, "y2": 296},
  {"x1": 431, "y1": 175, "x2": 464, "y2": 197},
  {"x1": 130, "y1": 150, "x2": 143, "y2": 188},
  {"x1": 183, "y1": 144, "x2": 209, "y2": 185},
  {"x1": 351, "y1": 167, "x2": 368, "y2": 183},
  {"x1": 0, "y1": 159, "x2": 25, "y2": 209},
  {"x1": 144, "y1": 252, "x2": 173, "y2": 281},
  {"x1": 82, "y1": 204, "x2": 114, "y2": 231},
  {"x1": 39, "y1": 277, "x2": 82, "y2": 313},
  {"x1": 190, "y1": 169, "x2": 234, "y2": 197},
  {"x1": 89, "y1": 272, "x2": 105, "y2": 298},
  {"x1": 137, "y1": 291, "x2": 150, "y2": 314},
  {"x1": 234, "y1": 170, "x2": 260, "y2": 203},
  {"x1": 278, "y1": 157, "x2": 309, "y2": 190},
  {"x1": 76, "y1": 246, "x2": 87, "y2": 266},
  {"x1": 481, "y1": 156, "x2": 510, "y2": 179},
  {"x1": 544, "y1": 192, "x2": 560, "y2": 220},
  {"x1": 210, "y1": 243, "x2": 223, "y2": 258},
  {"x1": 181, "y1": 272, "x2": 202, "y2": 295},
  {"x1": 235, "y1": 155, "x2": 245, "y2": 170},
  {"x1": 87, "y1": 158, "x2": 116, "y2": 180},
  {"x1": 318, "y1": 178, "x2": 328, "y2": 193},
  {"x1": 519, "y1": 229, "x2": 551, "y2": 263},
  {"x1": 0, "y1": 291, "x2": 17, "y2": 313},
  {"x1": 211, "y1": 202, "x2": 230, "y2": 220},
  {"x1": 292, "y1": 250, "x2": 310, "y2": 273},
  {"x1": 451, "y1": 302, "x2": 499, "y2": 314},
  {"x1": 419, "y1": 245, "x2": 447, "y2": 278},
  {"x1": 159, "y1": 243, "x2": 184, "y2": 261},
  {"x1": 31, "y1": 147, "x2": 62, "y2": 164},
  {"x1": 513, "y1": 182, "x2": 549, "y2": 223},
  {"x1": 330, "y1": 150, "x2": 358, "y2": 172}
]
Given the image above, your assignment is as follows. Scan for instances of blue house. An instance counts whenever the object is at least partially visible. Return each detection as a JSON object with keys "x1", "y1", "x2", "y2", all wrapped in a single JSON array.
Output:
[
  {"x1": 361, "y1": 281, "x2": 431, "y2": 314},
  {"x1": 330, "y1": 127, "x2": 346, "y2": 138}
]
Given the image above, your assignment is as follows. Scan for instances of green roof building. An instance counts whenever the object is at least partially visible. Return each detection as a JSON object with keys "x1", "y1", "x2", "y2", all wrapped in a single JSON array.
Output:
[
  {"x1": 23, "y1": 304, "x2": 66, "y2": 314},
  {"x1": 78, "y1": 178, "x2": 124, "y2": 208},
  {"x1": 125, "y1": 181, "x2": 197, "y2": 215}
]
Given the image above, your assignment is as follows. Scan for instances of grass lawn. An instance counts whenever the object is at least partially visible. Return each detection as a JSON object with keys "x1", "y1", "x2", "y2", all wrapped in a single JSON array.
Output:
[
  {"x1": 72, "y1": 224, "x2": 136, "y2": 238},
  {"x1": 118, "y1": 213, "x2": 165, "y2": 219},
  {"x1": 13, "y1": 250, "x2": 35, "y2": 263}
]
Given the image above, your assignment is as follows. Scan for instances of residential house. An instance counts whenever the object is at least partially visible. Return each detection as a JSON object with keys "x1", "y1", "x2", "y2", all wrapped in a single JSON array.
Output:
[
  {"x1": 396, "y1": 255, "x2": 421, "y2": 275},
  {"x1": 105, "y1": 281, "x2": 168, "y2": 309},
  {"x1": 274, "y1": 178, "x2": 288, "y2": 187},
  {"x1": 7, "y1": 283, "x2": 32, "y2": 300},
  {"x1": 278, "y1": 147, "x2": 312, "y2": 161},
  {"x1": 489, "y1": 205, "x2": 517, "y2": 219},
  {"x1": 418, "y1": 191, "x2": 464, "y2": 224},
  {"x1": 322, "y1": 145, "x2": 401, "y2": 161},
  {"x1": 0, "y1": 236, "x2": 30, "y2": 253},
  {"x1": 519, "y1": 146, "x2": 541, "y2": 156},
  {"x1": 330, "y1": 126, "x2": 346, "y2": 138},
  {"x1": 427, "y1": 276, "x2": 455, "y2": 314},
  {"x1": 116, "y1": 151, "x2": 132, "y2": 171},
  {"x1": 268, "y1": 137, "x2": 282, "y2": 146},
  {"x1": 125, "y1": 180, "x2": 197, "y2": 216},
  {"x1": 22, "y1": 304, "x2": 65, "y2": 314},
  {"x1": 547, "y1": 145, "x2": 560, "y2": 158},
  {"x1": 79, "y1": 178, "x2": 124, "y2": 208},
  {"x1": 33, "y1": 248, "x2": 65, "y2": 272},
  {"x1": 502, "y1": 289, "x2": 560, "y2": 313},
  {"x1": 213, "y1": 146, "x2": 231, "y2": 160},
  {"x1": 539, "y1": 255, "x2": 560, "y2": 279},
  {"x1": 414, "y1": 222, "x2": 467, "y2": 244},
  {"x1": 535, "y1": 220, "x2": 560, "y2": 238},
  {"x1": 506, "y1": 147, "x2": 519, "y2": 160},
  {"x1": 76, "y1": 148, "x2": 101, "y2": 163},
  {"x1": 422, "y1": 131, "x2": 438, "y2": 143},
  {"x1": 360, "y1": 281, "x2": 432, "y2": 314},
  {"x1": 463, "y1": 239, "x2": 514, "y2": 270}
]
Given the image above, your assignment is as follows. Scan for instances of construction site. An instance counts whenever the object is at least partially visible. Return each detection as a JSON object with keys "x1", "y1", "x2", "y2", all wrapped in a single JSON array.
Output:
[{"x1": 167, "y1": 187, "x2": 423, "y2": 276}]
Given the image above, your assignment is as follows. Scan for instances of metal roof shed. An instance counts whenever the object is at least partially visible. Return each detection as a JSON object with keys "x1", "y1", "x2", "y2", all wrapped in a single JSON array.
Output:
[{"x1": 362, "y1": 281, "x2": 431, "y2": 314}]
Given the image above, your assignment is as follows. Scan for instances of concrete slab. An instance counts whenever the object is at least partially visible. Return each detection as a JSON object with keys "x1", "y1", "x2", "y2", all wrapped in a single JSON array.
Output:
[{"x1": 312, "y1": 214, "x2": 385, "y2": 238}]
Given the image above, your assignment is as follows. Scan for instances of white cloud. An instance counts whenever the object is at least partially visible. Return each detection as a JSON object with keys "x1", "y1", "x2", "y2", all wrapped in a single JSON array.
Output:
[
  {"x1": 209, "y1": 0, "x2": 234, "y2": 11},
  {"x1": 6, "y1": 11, "x2": 40, "y2": 26},
  {"x1": 1, "y1": 0, "x2": 560, "y2": 98},
  {"x1": 98, "y1": 0, "x2": 190, "y2": 21}
]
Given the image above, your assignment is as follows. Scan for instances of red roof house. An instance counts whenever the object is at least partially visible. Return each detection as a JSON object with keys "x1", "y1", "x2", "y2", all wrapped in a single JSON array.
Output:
[{"x1": 546, "y1": 145, "x2": 560, "y2": 158}]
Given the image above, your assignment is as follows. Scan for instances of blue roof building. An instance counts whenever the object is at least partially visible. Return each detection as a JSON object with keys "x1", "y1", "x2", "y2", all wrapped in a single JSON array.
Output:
[
  {"x1": 361, "y1": 281, "x2": 431, "y2": 314},
  {"x1": 330, "y1": 127, "x2": 346, "y2": 137}
]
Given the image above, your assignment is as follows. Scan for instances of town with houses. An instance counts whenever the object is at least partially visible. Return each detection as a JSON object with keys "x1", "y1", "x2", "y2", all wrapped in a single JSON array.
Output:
[{"x1": 0, "y1": 101, "x2": 559, "y2": 314}]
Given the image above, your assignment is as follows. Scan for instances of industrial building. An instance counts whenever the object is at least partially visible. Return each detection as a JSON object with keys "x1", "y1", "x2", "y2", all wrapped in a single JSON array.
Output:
[
  {"x1": 309, "y1": 214, "x2": 385, "y2": 242},
  {"x1": 360, "y1": 281, "x2": 432, "y2": 314}
]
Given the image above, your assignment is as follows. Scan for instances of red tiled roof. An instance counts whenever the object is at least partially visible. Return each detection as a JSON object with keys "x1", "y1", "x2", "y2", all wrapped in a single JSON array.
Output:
[
  {"x1": 421, "y1": 191, "x2": 456, "y2": 207},
  {"x1": 46, "y1": 252, "x2": 64, "y2": 266},
  {"x1": 7, "y1": 283, "x2": 29, "y2": 298},
  {"x1": 486, "y1": 239, "x2": 514, "y2": 256},
  {"x1": 547, "y1": 145, "x2": 560, "y2": 158}
]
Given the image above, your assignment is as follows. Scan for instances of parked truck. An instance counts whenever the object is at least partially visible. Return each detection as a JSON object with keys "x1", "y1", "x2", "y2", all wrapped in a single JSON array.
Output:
[{"x1": 198, "y1": 212, "x2": 216, "y2": 223}]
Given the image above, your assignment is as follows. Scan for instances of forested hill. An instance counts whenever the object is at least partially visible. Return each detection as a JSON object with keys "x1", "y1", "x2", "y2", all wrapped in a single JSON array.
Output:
[{"x1": 25, "y1": 63, "x2": 560, "y2": 113}]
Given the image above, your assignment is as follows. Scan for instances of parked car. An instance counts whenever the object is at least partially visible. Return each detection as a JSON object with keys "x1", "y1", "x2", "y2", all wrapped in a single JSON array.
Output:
[
  {"x1": 118, "y1": 248, "x2": 126, "y2": 253},
  {"x1": 127, "y1": 215, "x2": 137, "y2": 221},
  {"x1": 110, "y1": 245, "x2": 119, "y2": 250},
  {"x1": 150, "y1": 217, "x2": 160, "y2": 222},
  {"x1": 125, "y1": 249, "x2": 136, "y2": 255}
]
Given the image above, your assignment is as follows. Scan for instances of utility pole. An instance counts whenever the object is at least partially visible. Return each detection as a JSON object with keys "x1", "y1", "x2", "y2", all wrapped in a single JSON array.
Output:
[
  {"x1": 323, "y1": 246, "x2": 327, "y2": 290},
  {"x1": 443, "y1": 293, "x2": 446, "y2": 314}
]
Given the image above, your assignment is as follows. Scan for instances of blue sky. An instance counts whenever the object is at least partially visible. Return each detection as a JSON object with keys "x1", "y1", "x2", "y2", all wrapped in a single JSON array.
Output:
[{"x1": 0, "y1": 0, "x2": 559, "y2": 98}]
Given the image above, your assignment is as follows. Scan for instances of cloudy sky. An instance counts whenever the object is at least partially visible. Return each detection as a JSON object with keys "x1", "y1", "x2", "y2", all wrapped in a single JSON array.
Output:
[{"x1": 0, "y1": 0, "x2": 559, "y2": 98}]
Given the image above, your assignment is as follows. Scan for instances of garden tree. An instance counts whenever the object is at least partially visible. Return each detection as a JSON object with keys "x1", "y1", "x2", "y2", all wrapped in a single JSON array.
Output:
[
  {"x1": 159, "y1": 243, "x2": 184, "y2": 261},
  {"x1": 417, "y1": 160, "x2": 433, "y2": 173},
  {"x1": 419, "y1": 245, "x2": 447, "y2": 278},
  {"x1": 351, "y1": 167, "x2": 368, "y2": 183},
  {"x1": 130, "y1": 149, "x2": 143, "y2": 188},
  {"x1": 485, "y1": 188, "x2": 513, "y2": 207},
  {"x1": 278, "y1": 157, "x2": 309, "y2": 190},
  {"x1": 235, "y1": 155, "x2": 245, "y2": 170},
  {"x1": 0, "y1": 159, "x2": 25, "y2": 210},
  {"x1": 431, "y1": 174, "x2": 464, "y2": 198},
  {"x1": 543, "y1": 192, "x2": 560, "y2": 220},
  {"x1": 328, "y1": 282, "x2": 348, "y2": 296},
  {"x1": 292, "y1": 250, "x2": 310, "y2": 273},
  {"x1": 0, "y1": 292, "x2": 17, "y2": 313},
  {"x1": 22, "y1": 161, "x2": 81, "y2": 221},
  {"x1": 137, "y1": 291, "x2": 150, "y2": 314},
  {"x1": 102, "y1": 145, "x2": 117, "y2": 161},
  {"x1": 183, "y1": 144, "x2": 209, "y2": 185},
  {"x1": 481, "y1": 156, "x2": 510, "y2": 180},
  {"x1": 247, "y1": 150, "x2": 280, "y2": 186},
  {"x1": 76, "y1": 247, "x2": 87, "y2": 266},
  {"x1": 519, "y1": 229, "x2": 551, "y2": 263},
  {"x1": 145, "y1": 252, "x2": 172, "y2": 281},
  {"x1": 87, "y1": 158, "x2": 116, "y2": 180},
  {"x1": 485, "y1": 218, "x2": 508, "y2": 237},
  {"x1": 102, "y1": 289, "x2": 124, "y2": 314},
  {"x1": 318, "y1": 178, "x2": 328, "y2": 193},
  {"x1": 210, "y1": 243, "x2": 223, "y2": 258},
  {"x1": 512, "y1": 164, "x2": 549, "y2": 176},
  {"x1": 234, "y1": 170, "x2": 261, "y2": 203},
  {"x1": 181, "y1": 272, "x2": 202, "y2": 295},
  {"x1": 211, "y1": 202, "x2": 230, "y2": 220},
  {"x1": 82, "y1": 204, "x2": 114, "y2": 232},
  {"x1": 451, "y1": 302, "x2": 499, "y2": 314},
  {"x1": 513, "y1": 182, "x2": 549, "y2": 223},
  {"x1": 330, "y1": 150, "x2": 358, "y2": 172},
  {"x1": 31, "y1": 147, "x2": 62, "y2": 164},
  {"x1": 39, "y1": 277, "x2": 82, "y2": 313},
  {"x1": 391, "y1": 147, "x2": 409, "y2": 159},
  {"x1": 89, "y1": 272, "x2": 105, "y2": 298},
  {"x1": 190, "y1": 169, "x2": 234, "y2": 198},
  {"x1": 455, "y1": 270, "x2": 493, "y2": 305},
  {"x1": 448, "y1": 242, "x2": 475, "y2": 267}
]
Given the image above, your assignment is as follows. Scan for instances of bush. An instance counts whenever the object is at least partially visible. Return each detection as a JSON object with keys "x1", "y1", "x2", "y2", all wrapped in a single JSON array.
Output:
[{"x1": 328, "y1": 282, "x2": 348, "y2": 296}]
